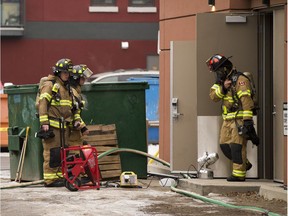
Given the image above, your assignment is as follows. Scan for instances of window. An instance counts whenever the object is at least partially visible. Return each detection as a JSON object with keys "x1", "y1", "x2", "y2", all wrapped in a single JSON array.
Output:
[
  {"x1": 127, "y1": 0, "x2": 156, "y2": 13},
  {"x1": 89, "y1": 0, "x2": 119, "y2": 13},
  {"x1": 90, "y1": 0, "x2": 117, "y2": 6},
  {"x1": 128, "y1": 0, "x2": 155, "y2": 7},
  {"x1": 1, "y1": 0, "x2": 23, "y2": 26},
  {"x1": 0, "y1": 0, "x2": 24, "y2": 36}
]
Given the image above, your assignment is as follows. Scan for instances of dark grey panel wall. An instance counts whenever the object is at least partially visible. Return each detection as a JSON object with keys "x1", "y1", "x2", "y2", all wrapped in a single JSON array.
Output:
[
  {"x1": 196, "y1": 13, "x2": 258, "y2": 116},
  {"x1": 24, "y1": 22, "x2": 159, "y2": 40}
]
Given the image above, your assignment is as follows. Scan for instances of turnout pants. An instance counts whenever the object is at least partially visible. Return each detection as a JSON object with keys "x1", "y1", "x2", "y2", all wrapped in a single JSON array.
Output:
[
  {"x1": 219, "y1": 119, "x2": 247, "y2": 178},
  {"x1": 67, "y1": 129, "x2": 83, "y2": 154},
  {"x1": 42, "y1": 126, "x2": 70, "y2": 184}
]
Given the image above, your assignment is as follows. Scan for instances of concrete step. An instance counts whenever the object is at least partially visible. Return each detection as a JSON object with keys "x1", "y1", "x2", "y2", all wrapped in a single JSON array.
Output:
[{"x1": 177, "y1": 178, "x2": 287, "y2": 202}]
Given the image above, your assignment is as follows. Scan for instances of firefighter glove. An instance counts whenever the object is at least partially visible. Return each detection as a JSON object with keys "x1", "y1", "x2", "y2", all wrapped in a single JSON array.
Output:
[
  {"x1": 243, "y1": 120, "x2": 260, "y2": 146},
  {"x1": 36, "y1": 128, "x2": 55, "y2": 140},
  {"x1": 81, "y1": 126, "x2": 89, "y2": 134}
]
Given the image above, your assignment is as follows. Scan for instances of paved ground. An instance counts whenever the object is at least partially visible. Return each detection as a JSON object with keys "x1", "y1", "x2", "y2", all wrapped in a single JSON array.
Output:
[
  {"x1": 1, "y1": 176, "x2": 287, "y2": 216},
  {"x1": 0, "y1": 152, "x2": 287, "y2": 216}
]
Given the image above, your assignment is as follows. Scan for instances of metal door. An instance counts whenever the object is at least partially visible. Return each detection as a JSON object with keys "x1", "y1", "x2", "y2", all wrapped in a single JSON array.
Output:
[
  {"x1": 273, "y1": 9, "x2": 285, "y2": 182},
  {"x1": 170, "y1": 41, "x2": 197, "y2": 172},
  {"x1": 170, "y1": 13, "x2": 258, "y2": 178}
]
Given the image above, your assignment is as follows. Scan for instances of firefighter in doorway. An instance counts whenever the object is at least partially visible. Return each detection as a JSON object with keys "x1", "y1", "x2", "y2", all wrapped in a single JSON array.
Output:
[
  {"x1": 206, "y1": 54, "x2": 259, "y2": 181},
  {"x1": 38, "y1": 58, "x2": 81, "y2": 187}
]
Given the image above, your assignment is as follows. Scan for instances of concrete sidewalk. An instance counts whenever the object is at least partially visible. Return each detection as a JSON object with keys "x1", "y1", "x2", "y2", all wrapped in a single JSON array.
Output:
[
  {"x1": 148, "y1": 163, "x2": 287, "y2": 202},
  {"x1": 178, "y1": 178, "x2": 287, "y2": 202}
]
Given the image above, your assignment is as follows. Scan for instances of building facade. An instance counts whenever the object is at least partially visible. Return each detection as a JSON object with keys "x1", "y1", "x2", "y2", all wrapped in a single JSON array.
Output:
[
  {"x1": 1, "y1": 0, "x2": 159, "y2": 84},
  {"x1": 159, "y1": 0, "x2": 287, "y2": 186}
]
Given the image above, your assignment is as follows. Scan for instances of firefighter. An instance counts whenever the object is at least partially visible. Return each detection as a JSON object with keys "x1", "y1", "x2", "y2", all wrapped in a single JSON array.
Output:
[
  {"x1": 206, "y1": 54, "x2": 259, "y2": 181},
  {"x1": 38, "y1": 58, "x2": 81, "y2": 187},
  {"x1": 68, "y1": 64, "x2": 93, "y2": 147}
]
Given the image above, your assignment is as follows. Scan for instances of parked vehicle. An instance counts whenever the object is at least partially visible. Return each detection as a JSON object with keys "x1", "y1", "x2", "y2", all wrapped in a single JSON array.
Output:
[{"x1": 86, "y1": 69, "x2": 159, "y2": 84}]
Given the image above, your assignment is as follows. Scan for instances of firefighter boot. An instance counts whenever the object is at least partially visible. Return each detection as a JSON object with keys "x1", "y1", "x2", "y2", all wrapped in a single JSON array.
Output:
[
  {"x1": 246, "y1": 160, "x2": 252, "y2": 171},
  {"x1": 81, "y1": 176, "x2": 92, "y2": 185},
  {"x1": 44, "y1": 179, "x2": 64, "y2": 187}
]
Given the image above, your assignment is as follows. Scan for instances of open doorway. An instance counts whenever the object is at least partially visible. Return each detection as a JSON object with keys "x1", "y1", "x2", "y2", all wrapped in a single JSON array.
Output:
[
  {"x1": 258, "y1": 9, "x2": 285, "y2": 182},
  {"x1": 258, "y1": 12, "x2": 273, "y2": 179}
]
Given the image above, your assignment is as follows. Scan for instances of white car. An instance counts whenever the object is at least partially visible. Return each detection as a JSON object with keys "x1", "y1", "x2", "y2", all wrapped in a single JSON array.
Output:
[{"x1": 88, "y1": 69, "x2": 159, "y2": 83}]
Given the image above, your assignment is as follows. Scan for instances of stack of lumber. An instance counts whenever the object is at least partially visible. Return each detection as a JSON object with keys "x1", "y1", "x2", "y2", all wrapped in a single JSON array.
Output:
[{"x1": 84, "y1": 124, "x2": 122, "y2": 180}]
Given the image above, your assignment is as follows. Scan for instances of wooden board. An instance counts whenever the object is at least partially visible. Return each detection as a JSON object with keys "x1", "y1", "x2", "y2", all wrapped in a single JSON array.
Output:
[{"x1": 84, "y1": 124, "x2": 122, "y2": 180}]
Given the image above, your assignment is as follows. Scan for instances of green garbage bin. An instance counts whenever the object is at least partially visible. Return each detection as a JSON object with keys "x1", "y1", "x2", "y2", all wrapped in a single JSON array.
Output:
[
  {"x1": 4, "y1": 84, "x2": 43, "y2": 181},
  {"x1": 81, "y1": 82, "x2": 149, "y2": 178}
]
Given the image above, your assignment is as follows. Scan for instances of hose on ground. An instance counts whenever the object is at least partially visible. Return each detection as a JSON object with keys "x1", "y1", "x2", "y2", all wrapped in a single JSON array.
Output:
[
  {"x1": 170, "y1": 183, "x2": 281, "y2": 216},
  {"x1": 0, "y1": 180, "x2": 44, "y2": 189},
  {"x1": 0, "y1": 147, "x2": 169, "y2": 190},
  {"x1": 0, "y1": 147, "x2": 283, "y2": 216},
  {"x1": 98, "y1": 148, "x2": 282, "y2": 216},
  {"x1": 97, "y1": 147, "x2": 170, "y2": 167}
]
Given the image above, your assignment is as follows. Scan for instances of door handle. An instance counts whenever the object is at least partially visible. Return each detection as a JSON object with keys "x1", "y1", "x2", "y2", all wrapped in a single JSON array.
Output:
[
  {"x1": 172, "y1": 97, "x2": 183, "y2": 118},
  {"x1": 173, "y1": 112, "x2": 184, "y2": 118}
]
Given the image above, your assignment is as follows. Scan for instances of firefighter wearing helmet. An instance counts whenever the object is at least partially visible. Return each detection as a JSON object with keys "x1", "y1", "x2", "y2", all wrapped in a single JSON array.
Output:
[
  {"x1": 68, "y1": 64, "x2": 93, "y2": 149},
  {"x1": 207, "y1": 54, "x2": 259, "y2": 181},
  {"x1": 38, "y1": 58, "x2": 82, "y2": 187}
]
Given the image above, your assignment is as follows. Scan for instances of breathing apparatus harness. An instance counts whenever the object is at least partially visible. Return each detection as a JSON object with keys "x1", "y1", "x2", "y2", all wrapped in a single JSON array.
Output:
[
  {"x1": 222, "y1": 70, "x2": 259, "y2": 145},
  {"x1": 36, "y1": 75, "x2": 80, "y2": 139}
]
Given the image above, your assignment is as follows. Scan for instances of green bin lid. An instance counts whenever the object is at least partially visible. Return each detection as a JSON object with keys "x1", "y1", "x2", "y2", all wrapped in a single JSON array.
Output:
[
  {"x1": 4, "y1": 84, "x2": 39, "y2": 94},
  {"x1": 82, "y1": 82, "x2": 149, "y2": 92}
]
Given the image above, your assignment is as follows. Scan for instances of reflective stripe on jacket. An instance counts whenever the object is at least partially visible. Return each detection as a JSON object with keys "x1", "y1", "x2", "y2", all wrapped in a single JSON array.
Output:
[
  {"x1": 71, "y1": 86, "x2": 87, "y2": 130},
  {"x1": 209, "y1": 74, "x2": 254, "y2": 121},
  {"x1": 38, "y1": 75, "x2": 81, "y2": 126}
]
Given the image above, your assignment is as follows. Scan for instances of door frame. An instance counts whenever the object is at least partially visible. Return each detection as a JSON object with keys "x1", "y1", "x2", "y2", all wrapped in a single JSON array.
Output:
[{"x1": 258, "y1": 12, "x2": 274, "y2": 179}]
